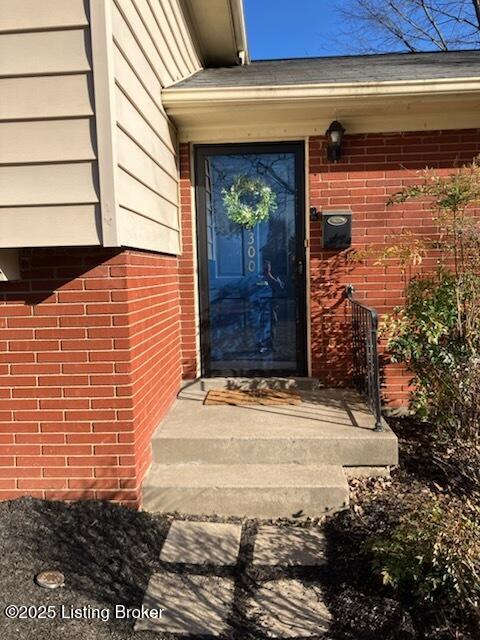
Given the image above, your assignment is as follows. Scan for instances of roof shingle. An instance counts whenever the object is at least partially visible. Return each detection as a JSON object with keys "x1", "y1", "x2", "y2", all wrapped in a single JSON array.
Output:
[{"x1": 171, "y1": 50, "x2": 480, "y2": 89}]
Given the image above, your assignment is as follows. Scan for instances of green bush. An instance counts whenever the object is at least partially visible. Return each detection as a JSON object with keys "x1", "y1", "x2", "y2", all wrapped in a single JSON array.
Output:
[
  {"x1": 384, "y1": 268, "x2": 480, "y2": 444},
  {"x1": 380, "y1": 159, "x2": 480, "y2": 468},
  {"x1": 369, "y1": 496, "x2": 480, "y2": 622},
  {"x1": 361, "y1": 158, "x2": 480, "y2": 636}
]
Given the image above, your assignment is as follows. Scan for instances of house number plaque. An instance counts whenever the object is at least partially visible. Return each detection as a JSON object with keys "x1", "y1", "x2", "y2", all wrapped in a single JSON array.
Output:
[{"x1": 247, "y1": 230, "x2": 256, "y2": 272}]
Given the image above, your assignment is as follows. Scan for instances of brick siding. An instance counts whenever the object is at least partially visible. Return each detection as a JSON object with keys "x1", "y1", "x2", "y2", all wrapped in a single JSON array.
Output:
[
  {"x1": 178, "y1": 144, "x2": 198, "y2": 379},
  {"x1": 309, "y1": 129, "x2": 480, "y2": 406},
  {"x1": 0, "y1": 248, "x2": 181, "y2": 505},
  {"x1": 179, "y1": 130, "x2": 480, "y2": 407}
]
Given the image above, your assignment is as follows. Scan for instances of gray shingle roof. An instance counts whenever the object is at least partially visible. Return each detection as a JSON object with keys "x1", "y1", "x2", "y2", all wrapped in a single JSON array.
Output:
[{"x1": 171, "y1": 50, "x2": 480, "y2": 89}]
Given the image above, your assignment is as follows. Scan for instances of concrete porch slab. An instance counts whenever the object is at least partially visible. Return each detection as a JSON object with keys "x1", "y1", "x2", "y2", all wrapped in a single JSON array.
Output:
[
  {"x1": 142, "y1": 381, "x2": 397, "y2": 517},
  {"x1": 152, "y1": 384, "x2": 398, "y2": 467}
]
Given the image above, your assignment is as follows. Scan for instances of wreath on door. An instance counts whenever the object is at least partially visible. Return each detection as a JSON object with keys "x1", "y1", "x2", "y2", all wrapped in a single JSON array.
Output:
[{"x1": 222, "y1": 175, "x2": 277, "y2": 229}]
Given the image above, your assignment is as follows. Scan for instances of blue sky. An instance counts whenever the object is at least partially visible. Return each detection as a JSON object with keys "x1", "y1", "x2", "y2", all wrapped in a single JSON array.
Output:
[
  {"x1": 244, "y1": 0, "x2": 480, "y2": 59},
  {"x1": 244, "y1": 0, "x2": 349, "y2": 60}
]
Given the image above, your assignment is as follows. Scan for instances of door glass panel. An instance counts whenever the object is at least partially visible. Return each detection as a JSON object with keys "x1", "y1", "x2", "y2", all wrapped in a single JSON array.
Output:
[{"x1": 201, "y1": 150, "x2": 303, "y2": 375}]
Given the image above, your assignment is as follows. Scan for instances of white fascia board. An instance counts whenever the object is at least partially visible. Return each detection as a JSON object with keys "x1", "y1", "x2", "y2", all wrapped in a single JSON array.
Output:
[{"x1": 163, "y1": 76, "x2": 480, "y2": 108}]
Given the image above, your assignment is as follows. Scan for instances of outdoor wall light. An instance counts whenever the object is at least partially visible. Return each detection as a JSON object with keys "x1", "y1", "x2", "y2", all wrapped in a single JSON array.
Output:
[{"x1": 326, "y1": 120, "x2": 345, "y2": 162}]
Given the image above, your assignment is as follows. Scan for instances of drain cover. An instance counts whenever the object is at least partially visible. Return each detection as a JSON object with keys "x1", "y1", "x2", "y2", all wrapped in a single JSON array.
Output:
[{"x1": 35, "y1": 570, "x2": 65, "y2": 589}]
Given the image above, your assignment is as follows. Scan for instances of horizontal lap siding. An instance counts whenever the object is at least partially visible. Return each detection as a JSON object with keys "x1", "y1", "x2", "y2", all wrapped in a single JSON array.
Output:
[
  {"x1": 111, "y1": 0, "x2": 201, "y2": 255},
  {"x1": 0, "y1": 120, "x2": 96, "y2": 164},
  {"x1": 309, "y1": 129, "x2": 480, "y2": 407},
  {"x1": 0, "y1": 0, "x2": 101, "y2": 247},
  {"x1": 0, "y1": 0, "x2": 89, "y2": 32},
  {"x1": 0, "y1": 207, "x2": 101, "y2": 248},
  {"x1": 0, "y1": 29, "x2": 90, "y2": 76},
  {"x1": 118, "y1": 208, "x2": 181, "y2": 254},
  {"x1": 0, "y1": 76, "x2": 94, "y2": 120},
  {"x1": 0, "y1": 164, "x2": 98, "y2": 206}
]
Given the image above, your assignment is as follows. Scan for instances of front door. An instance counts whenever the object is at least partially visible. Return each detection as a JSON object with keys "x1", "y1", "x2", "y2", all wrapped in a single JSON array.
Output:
[{"x1": 195, "y1": 142, "x2": 307, "y2": 377}]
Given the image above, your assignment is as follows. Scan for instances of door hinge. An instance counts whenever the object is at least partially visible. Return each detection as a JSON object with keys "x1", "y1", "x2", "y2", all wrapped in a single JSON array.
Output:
[{"x1": 304, "y1": 239, "x2": 309, "y2": 248}]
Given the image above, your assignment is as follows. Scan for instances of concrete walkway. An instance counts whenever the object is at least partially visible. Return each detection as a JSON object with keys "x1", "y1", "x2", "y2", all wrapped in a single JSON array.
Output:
[{"x1": 136, "y1": 518, "x2": 332, "y2": 638}]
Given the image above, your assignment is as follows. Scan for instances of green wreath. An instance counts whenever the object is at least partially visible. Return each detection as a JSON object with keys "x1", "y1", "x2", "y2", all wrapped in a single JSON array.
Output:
[{"x1": 221, "y1": 175, "x2": 277, "y2": 229}]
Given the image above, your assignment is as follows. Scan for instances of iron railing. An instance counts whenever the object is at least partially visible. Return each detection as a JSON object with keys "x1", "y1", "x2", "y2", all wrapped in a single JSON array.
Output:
[{"x1": 346, "y1": 284, "x2": 383, "y2": 431}]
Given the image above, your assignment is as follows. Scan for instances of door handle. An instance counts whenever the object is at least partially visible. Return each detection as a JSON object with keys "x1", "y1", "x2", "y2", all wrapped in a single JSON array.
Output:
[{"x1": 297, "y1": 260, "x2": 304, "y2": 275}]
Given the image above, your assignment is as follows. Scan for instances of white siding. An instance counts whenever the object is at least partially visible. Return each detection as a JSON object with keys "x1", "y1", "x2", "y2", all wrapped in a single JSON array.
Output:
[
  {"x1": 0, "y1": 207, "x2": 101, "y2": 248},
  {"x1": 0, "y1": 0, "x2": 89, "y2": 32},
  {"x1": 0, "y1": 75, "x2": 94, "y2": 120},
  {"x1": 0, "y1": 29, "x2": 91, "y2": 76},
  {"x1": 0, "y1": 120, "x2": 96, "y2": 164},
  {"x1": 0, "y1": 1, "x2": 101, "y2": 247},
  {"x1": 111, "y1": 0, "x2": 201, "y2": 254},
  {"x1": 0, "y1": 163, "x2": 98, "y2": 206}
]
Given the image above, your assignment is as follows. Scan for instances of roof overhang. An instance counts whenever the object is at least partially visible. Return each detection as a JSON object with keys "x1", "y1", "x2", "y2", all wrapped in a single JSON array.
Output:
[
  {"x1": 179, "y1": 0, "x2": 248, "y2": 67},
  {"x1": 162, "y1": 77, "x2": 480, "y2": 142}
]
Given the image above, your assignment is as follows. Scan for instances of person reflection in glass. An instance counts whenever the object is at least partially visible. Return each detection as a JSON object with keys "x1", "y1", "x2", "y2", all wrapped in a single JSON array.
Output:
[{"x1": 256, "y1": 259, "x2": 284, "y2": 354}]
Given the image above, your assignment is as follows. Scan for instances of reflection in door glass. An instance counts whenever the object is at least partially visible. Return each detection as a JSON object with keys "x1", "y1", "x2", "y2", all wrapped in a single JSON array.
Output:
[{"x1": 203, "y1": 152, "x2": 301, "y2": 375}]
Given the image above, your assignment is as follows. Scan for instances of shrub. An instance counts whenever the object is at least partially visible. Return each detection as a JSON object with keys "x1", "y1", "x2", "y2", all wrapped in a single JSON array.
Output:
[
  {"x1": 384, "y1": 268, "x2": 480, "y2": 447},
  {"x1": 378, "y1": 159, "x2": 480, "y2": 488},
  {"x1": 369, "y1": 495, "x2": 480, "y2": 623},
  {"x1": 365, "y1": 160, "x2": 480, "y2": 632}
]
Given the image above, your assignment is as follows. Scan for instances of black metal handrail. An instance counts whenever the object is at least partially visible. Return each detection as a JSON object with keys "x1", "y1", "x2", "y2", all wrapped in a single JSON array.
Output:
[{"x1": 346, "y1": 284, "x2": 383, "y2": 431}]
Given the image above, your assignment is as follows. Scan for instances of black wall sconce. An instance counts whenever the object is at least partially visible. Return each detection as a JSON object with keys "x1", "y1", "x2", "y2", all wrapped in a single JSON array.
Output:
[{"x1": 326, "y1": 120, "x2": 345, "y2": 162}]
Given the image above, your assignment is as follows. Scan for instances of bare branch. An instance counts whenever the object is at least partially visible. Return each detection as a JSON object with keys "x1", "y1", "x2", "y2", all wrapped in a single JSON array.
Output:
[
  {"x1": 334, "y1": 0, "x2": 480, "y2": 53},
  {"x1": 419, "y1": 0, "x2": 450, "y2": 48},
  {"x1": 472, "y1": 0, "x2": 480, "y2": 26},
  {"x1": 420, "y1": 1, "x2": 480, "y2": 32}
]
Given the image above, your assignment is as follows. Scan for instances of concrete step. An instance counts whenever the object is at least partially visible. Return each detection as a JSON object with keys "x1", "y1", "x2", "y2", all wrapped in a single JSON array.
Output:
[
  {"x1": 153, "y1": 429, "x2": 396, "y2": 466},
  {"x1": 142, "y1": 463, "x2": 349, "y2": 518}
]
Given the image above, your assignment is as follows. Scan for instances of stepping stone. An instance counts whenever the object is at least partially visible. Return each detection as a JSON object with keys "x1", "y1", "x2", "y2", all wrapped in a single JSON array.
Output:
[
  {"x1": 135, "y1": 573, "x2": 234, "y2": 636},
  {"x1": 160, "y1": 520, "x2": 242, "y2": 565},
  {"x1": 253, "y1": 525, "x2": 327, "y2": 566},
  {"x1": 246, "y1": 579, "x2": 332, "y2": 638}
]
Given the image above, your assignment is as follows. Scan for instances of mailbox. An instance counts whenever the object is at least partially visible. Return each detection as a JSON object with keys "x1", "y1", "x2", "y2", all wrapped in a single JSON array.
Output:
[{"x1": 322, "y1": 211, "x2": 352, "y2": 249}]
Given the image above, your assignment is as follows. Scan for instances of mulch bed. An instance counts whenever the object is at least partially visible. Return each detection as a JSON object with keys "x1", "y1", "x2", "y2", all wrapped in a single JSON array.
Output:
[
  {"x1": 322, "y1": 417, "x2": 479, "y2": 640},
  {"x1": 203, "y1": 388, "x2": 302, "y2": 406},
  {"x1": 0, "y1": 498, "x2": 171, "y2": 640},
  {"x1": 0, "y1": 498, "x2": 328, "y2": 640}
]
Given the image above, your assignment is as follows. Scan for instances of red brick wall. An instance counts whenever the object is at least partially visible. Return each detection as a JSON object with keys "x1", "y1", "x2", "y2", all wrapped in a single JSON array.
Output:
[
  {"x1": 178, "y1": 131, "x2": 480, "y2": 407},
  {"x1": 0, "y1": 248, "x2": 181, "y2": 505},
  {"x1": 309, "y1": 129, "x2": 480, "y2": 406},
  {"x1": 179, "y1": 144, "x2": 198, "y2": 379}
]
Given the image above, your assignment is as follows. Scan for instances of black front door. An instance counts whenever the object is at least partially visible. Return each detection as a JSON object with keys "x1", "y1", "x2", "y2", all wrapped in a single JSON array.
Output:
[{"x1": 195, "y1": 142, "x2": 307, "y2": 377}]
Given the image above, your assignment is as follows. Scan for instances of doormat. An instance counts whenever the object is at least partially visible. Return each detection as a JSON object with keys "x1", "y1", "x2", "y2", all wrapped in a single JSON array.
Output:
[{"x1": 203, "y1": 388, "x2": 302, "y2": 406}]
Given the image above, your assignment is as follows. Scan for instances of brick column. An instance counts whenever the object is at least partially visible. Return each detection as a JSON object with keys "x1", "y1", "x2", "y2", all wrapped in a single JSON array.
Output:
[{"x1": 178, "y1": 143, "x2": 198, "y2": 379}]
